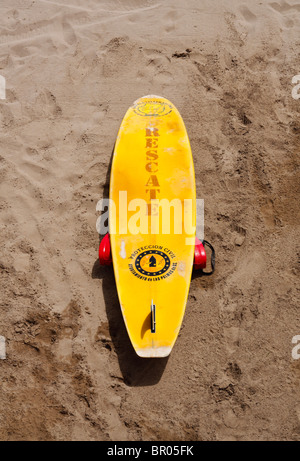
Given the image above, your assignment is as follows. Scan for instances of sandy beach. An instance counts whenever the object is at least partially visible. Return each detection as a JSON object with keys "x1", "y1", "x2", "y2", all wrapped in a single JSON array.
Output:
[{"x1": 0, "y1": 0, "x2": 299, "y2": 440}]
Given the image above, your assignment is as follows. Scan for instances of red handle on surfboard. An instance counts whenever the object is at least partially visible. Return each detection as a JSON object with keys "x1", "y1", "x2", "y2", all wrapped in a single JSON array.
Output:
[
  {"x1": 194, "y1": 237, "x2": 207, "y2": 270},
  {"x1": 99, "y1": 233, "x2": 112, "y2": 265}
]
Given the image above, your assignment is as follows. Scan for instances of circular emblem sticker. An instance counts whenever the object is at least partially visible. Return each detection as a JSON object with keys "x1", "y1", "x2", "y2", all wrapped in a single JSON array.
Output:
[
  {"x1": 128, "y1": 246, "x2": 177, "y2": 281},
  {"x1": 135, "y1": 250, "x2": 171, "y2": 277},
  {"x1": 133, "y1": 100, "x2": 173, "y2": 117}
]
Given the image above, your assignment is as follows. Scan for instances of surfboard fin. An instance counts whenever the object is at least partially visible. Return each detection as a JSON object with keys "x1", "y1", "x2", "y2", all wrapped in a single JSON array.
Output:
[
  {"x1": 151, "y1": 300, "x2": 156, "y2": 333},
  {"x1": 99, "y1": 233, "x2": 112, "y2": 266},
  {"x1": 194, "y1": 237, "x2": 215, "y2": 274}
]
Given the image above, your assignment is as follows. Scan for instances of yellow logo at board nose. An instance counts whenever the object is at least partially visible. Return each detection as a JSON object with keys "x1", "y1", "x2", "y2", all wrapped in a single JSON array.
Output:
[{"x1": 134, "y1": 100, "x2": 173, "y2": 117}]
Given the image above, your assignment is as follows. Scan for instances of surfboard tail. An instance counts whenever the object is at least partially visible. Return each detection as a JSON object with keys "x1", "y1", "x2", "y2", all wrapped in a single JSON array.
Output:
[{"x1": 136, "y1": 346, "x2": 172, "y2": 358}]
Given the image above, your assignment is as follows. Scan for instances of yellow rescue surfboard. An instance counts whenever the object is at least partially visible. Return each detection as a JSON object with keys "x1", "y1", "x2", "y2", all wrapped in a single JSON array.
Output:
[{"x1": 109, "y1": 95, "x2": 196, "y2": 357}]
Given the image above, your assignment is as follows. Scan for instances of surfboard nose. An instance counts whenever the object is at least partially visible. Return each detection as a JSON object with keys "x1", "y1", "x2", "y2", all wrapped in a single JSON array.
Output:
[
  {"x1": 133, "y1": 95, "x2": 168, "y2": 106},
  {"x1": 136, "y1": 94, "x2": 165, "y2": 101}
]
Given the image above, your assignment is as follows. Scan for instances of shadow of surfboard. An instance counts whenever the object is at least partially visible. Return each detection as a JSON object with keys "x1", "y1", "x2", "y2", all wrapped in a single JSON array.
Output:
[{"x1": 92, "y1": 260, "x2": 168, "y2": 386}]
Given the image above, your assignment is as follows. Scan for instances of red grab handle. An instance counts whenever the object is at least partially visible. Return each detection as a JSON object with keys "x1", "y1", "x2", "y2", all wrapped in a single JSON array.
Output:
[
  {"x1": 99, "y1": 233, "x2": 112, "y2": 266},
  {"x1": 194, "y1": 237, "x2": 207, "y2": 270}
]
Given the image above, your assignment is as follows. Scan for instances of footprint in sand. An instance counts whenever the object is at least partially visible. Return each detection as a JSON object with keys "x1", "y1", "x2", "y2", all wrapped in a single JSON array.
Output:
[
  {"x1": 223, "y1": 326, "x2": 241, "y2": 355},
  {"x1": 33, "y1": 89, "x2": 62, "y2": 119},
  {"x1": 54, "y1": 301, "x2": 82, "y2": 362},
  {"x1": 95, "y1": 322, "x2": 113, "y2": 352},
  {"x1": 270, "y1": 1, "x2": 300, "y2": 13},
  {"x1": 62, "y1": 18, "x2": 77, "y2": 46},
  {"x1": 55, "y1": 327, "x2": 74, "y2": 364},
  {"x1": 153, "y1": 70, "x2": 174, "y2": 85},
  {"x1": 240, "y1": 5, "x2": 257, "y2": 22},
  {"x1": 163, "y1": 8, "x2": 180, "y2": 34},
  {"x1": 269, "y1": 1, "x2": 300, "y2": 28}
]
